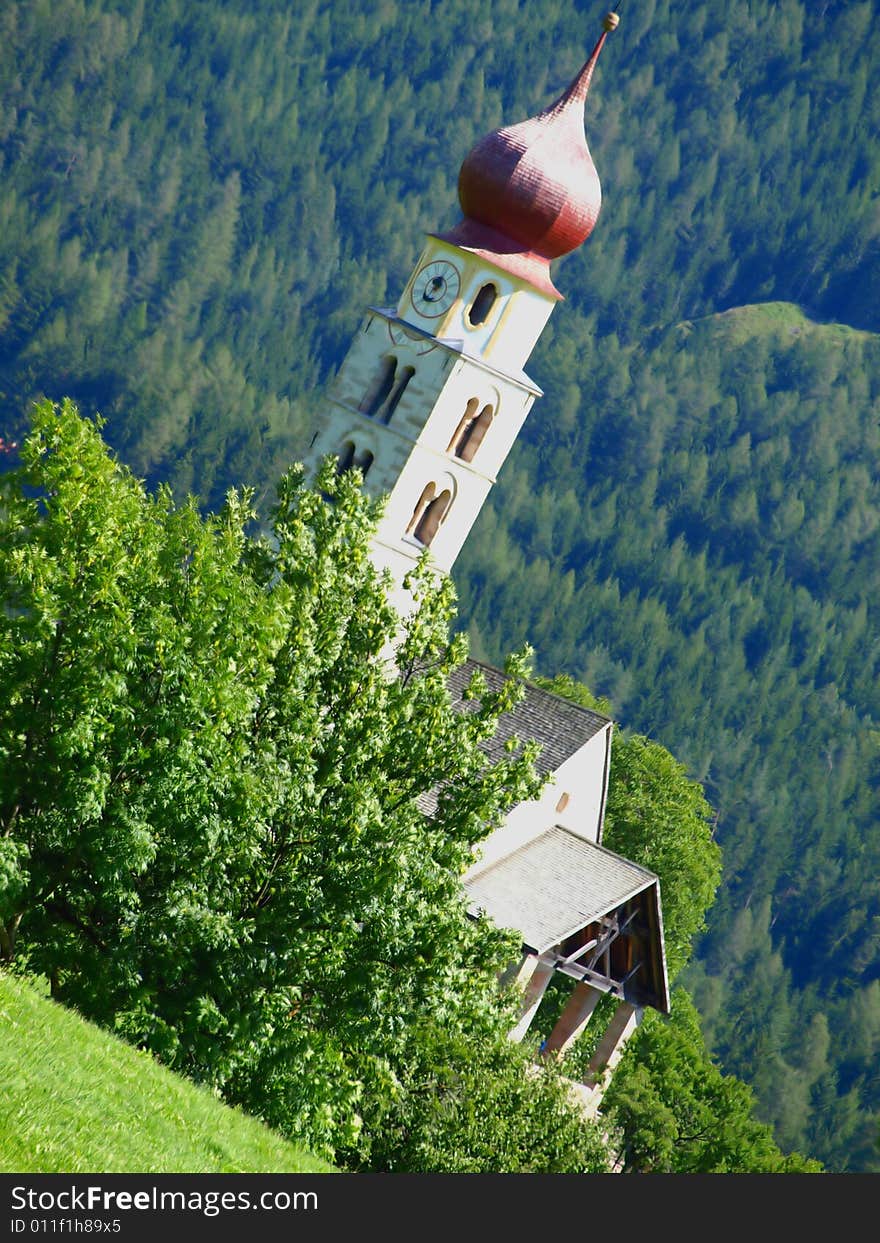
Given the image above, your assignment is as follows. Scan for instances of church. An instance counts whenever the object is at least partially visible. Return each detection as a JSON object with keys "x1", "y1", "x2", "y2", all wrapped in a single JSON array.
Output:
[{"x1": 306, "y1": 10, "x2": 668, "y2": 1108}]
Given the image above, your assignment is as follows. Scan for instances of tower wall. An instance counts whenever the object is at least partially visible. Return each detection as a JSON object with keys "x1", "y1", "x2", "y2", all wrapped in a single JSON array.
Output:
[
  {"x1": 398, "y1": 238, "x2": 557, "y2": 375},
  {"x1": 306, "y1": 276, "x2": 547, "y2": 589}
]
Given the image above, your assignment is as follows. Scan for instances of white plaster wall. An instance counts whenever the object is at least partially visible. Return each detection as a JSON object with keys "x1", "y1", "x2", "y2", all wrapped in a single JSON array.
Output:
[
  {"x1": 305, "y1": 304, "x2": 543, "y2": 582},
  {"x1": 375, "y1": 449, "x2": 490, "y2": 574},
  {"x1": 306, "y1": 310, "x2": 458, "y2": 493},
  {"x1": 304, "y1": 232, "x2": 561, "y2": 610},
  {"x1": 369, "y1": 539, "x2": 426, "y2": 622},
  {"x1": 371, "y1": 344, "x2": 541, "y2": 573},
  {"x1": 415, "y1": 356, "x2": 537, "y2": 479},
  {"x1": 464, "y1": 725, "x2": 613, "y2": 880},
  {"x1": 476, "y1": 283, "x2": 556, "y2": 376},
  {"x1": 552, "y1": 730, "x2": 612, "y2": 845}
]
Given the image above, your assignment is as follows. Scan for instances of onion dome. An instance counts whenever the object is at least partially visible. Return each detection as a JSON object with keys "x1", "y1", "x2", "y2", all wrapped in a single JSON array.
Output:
[{"x1": 439, "y1": 12, "x2": 619, "y2": 296}]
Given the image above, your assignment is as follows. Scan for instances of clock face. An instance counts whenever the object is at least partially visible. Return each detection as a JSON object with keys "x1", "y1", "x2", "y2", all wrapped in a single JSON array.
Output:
[
  {"x1": 411, "y1": 260, "x2": 461, "y2": 318},
  {"x1": 388, "y1": 319, "x2": 422, "y2": 346},
  {"x1": 388, "y1": 318, "x2": 441, "y2": 355}
]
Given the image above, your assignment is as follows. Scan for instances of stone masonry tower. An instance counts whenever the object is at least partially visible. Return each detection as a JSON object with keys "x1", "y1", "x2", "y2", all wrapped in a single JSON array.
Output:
[{"x1": 306, "y1": 12, "x2": 621, "y2": 607}]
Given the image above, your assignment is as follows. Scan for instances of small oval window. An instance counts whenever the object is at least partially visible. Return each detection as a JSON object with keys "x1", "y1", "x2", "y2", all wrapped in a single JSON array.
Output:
[
  {"x1": 555, "y1": 792, "x2": 571, "y2": 814},
  {"x1": 468, "y1": 283, "x2": 497, "y2": 326}
]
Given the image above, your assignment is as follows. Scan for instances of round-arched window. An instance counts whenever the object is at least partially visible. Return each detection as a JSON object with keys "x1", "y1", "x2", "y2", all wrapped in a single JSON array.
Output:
[
  {"x1": 415, "y1": 489, "x2": 452, "y2": 547},
  {"x1": 456, "y1": 403, "x2": 493, "y2": 462}
]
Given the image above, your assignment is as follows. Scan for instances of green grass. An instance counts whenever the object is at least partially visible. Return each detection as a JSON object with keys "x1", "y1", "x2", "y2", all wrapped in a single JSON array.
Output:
[
  {"x1": 0, "y1": 972, "x2": 334, "y2": 1173},
  {"x1": 688, "y1": 300, "x2": 877, "y2": 347}
]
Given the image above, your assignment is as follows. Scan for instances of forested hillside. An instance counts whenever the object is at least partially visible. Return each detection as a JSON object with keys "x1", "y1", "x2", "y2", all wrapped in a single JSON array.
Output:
[
  {"x1": 458, "y1": 302, "x2": 880, "y2": 1170},
  {"x1": 2, "y1": 0, "x2": 879, "y2": 1168}
]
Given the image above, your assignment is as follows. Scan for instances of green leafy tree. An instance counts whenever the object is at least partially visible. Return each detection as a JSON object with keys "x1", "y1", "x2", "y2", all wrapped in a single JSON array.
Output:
[
  {"x1": 4, "y1": 0, "x2": 880, "y2": 1169},
  {"x1": 348, "y1": 1010, "x2": 608, "y2": 1174},
  {"x1": 603, "y1": 989, "x2": 822, "y2": 1173},
  {"x1": 527, "y1": 677, "x2": 818, "y2": 1172},
  {"x1": 536, "y1": 675, "x2": 722, "y2": 979},
  {"x1": 0, "y1": 398, "x2": 606, "y2": 1169},
  {"x1": 602, "y1": 732, "x2": 722, "y2": 979}
]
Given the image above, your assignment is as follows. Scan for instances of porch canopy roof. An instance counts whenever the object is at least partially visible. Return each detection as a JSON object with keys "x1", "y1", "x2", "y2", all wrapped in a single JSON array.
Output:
[{"x1": 464, "y1": 826, "x2": 670, "y2": 1013}]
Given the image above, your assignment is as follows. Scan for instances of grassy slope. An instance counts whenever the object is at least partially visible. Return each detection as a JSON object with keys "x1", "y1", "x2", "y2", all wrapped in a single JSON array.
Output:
[
  {"x1": 688, "y1": 300, "x2": 877, "y2": 348},
  {"x1": 0, "y1": 973, "x2": 333, "y2": 1174}
]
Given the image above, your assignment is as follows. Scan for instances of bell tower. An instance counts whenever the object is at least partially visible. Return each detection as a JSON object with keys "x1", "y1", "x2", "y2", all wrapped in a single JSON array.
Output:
[{"x1": 306, "y1": 12, "x2": 620, "y2": 607}]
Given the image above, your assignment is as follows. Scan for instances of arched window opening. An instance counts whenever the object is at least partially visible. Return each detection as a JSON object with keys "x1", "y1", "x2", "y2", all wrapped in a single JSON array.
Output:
[
  {"x1": 336, "y1": 442, "x2": 375, "y2": 480},
  {"x1": 414, "y1": 489, "x2": 452, "y2": 547},
  {"x1": 447, "y1": 397, "x2": 480, "y2": 455},
  {"x1": 555, "y1": 792, "x2": 571, "y2": 814},
  {"x1": 360, "y1": 356, "x2": 397, "y2": 417},
  {"x1": 468, "y1": 282, "x2": 498, "y2": 326},
  {"x1": 406, "y1": 482, "x2": 436, "y2": 536},
  {"x1": 455, "y1": 403, "x2": 494, "y2": 462},
  {"x1": 336, "y1": 441, "x2": 356, "y2": 474},
  {"x1": 382, "y1": 364, "x2": 415, "y2": 424}
]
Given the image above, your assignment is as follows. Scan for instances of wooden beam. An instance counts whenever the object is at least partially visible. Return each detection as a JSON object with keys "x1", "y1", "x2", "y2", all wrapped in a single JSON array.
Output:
[
  {"x1": 582, "y1": 1001, "x2": 643, "y2": 1093},
  {"x1": 621, "y1": 961, "x2": 643, "y2": 986},
  {"x1": 543, "y1": 982, "x2": 603, "y2": 1055},
  {"x1": 499, "y1": 950, "x2": 543, "y2": 991},
  {"x1": 561, "y1": 937, "x2": 599, "y2": 964},
  {"x1": 554, "y1": 960, "x2": 624, "y2": 998}
]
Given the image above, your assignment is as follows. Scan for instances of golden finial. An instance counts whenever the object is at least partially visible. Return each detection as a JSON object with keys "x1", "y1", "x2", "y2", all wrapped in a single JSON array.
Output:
[{"x1": 603, "y1": 11, "x2": 621, "y2": 33}]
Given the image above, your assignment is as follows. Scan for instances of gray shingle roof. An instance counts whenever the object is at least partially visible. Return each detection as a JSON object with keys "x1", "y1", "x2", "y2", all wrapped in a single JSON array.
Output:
[
  {"x1": 464, "y1": 826, "x2": 658, "y2": 955},
  {"x1": 447, "y1": 660, "x2": 609, "y2": 777},
  {"x1": 418, "y1": 660, "x2": 610, "y2": 817}
]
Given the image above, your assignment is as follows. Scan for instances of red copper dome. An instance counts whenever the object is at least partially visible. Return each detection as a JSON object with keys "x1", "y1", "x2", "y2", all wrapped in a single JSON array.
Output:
[{"x1": 441, "y1": 13, "x2": 618, "y2": 291}]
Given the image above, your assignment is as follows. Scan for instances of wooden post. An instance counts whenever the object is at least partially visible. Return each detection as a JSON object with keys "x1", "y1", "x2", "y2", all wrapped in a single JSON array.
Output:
[
  {"x1": 582, "y1": 1000, "x2": 642, "y2": 1097},
  {"x1": 499, "y1": 950, "x2": 542, "y2": 991},
  {"x1": 542, "y1": 981, "x2": 602, "y2": 1055},
  {"x1": 509, "y1": 958, "x2": 556, "y2": 1043}
]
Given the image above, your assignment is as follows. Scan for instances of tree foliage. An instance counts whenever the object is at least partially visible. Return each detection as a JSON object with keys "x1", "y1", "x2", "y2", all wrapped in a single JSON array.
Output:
[
  {"x1": 602, "y1": 733, "x2": 721, "y2": 979},
  {"x1": 535, "y1": 674, "x2": 722, "y2": 979},
  {"x1": 604, "y1": 989, "x2": 822, "y2": 1173},
  {"x1": 2, "y1": 1, "x2": 879, "y2": 503},
  {"x1": 459, "y1": 304, "x2": 880, "y2": 1169},
  {"x1": 344, "y1": 1013, "x2": 609, "y2": 1174},
  {"x1": 0, "y1": 397, "x2": 610, "y2": 1169}
]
